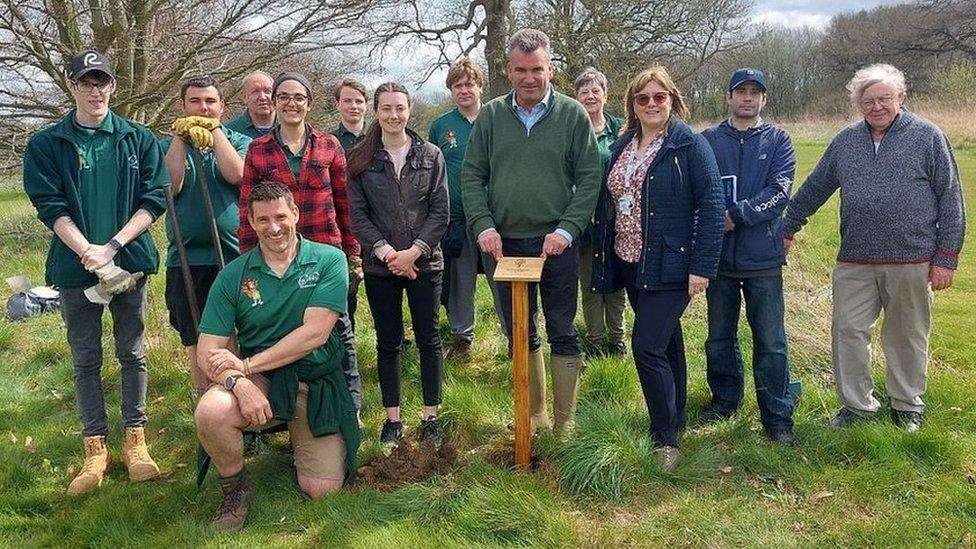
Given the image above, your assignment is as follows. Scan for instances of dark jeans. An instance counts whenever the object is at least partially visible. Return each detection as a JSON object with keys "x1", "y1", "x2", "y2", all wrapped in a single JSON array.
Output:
[
  {"x1": 60, "y1": 278, "x2": 149, "y2": 437},
  {"x1": 619, "y1": 262, "x2": 689, "y2": 448},
  {"x1": 495, "y1": 237, "x2": 580, "y2": 356},
  {"x1": 704, "y1": 273, "x2": 794, "y2": 431},
  {"x1": 364, "y1": 271, "x2": 443, "y2": 407}
]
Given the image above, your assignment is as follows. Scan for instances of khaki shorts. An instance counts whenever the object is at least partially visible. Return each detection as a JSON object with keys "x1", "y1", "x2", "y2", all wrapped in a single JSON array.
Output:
[{"x1": 231, "y1": 375, "x2": 347, "y2": 481}]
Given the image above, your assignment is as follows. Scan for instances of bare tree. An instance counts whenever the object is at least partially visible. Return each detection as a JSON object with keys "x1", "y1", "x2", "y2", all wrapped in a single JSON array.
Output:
[
  {"x1": 900, "y1": 0, "x2": 976, "y2": 61},
  {"x1": 0, "y1": 0, "x2": 395, "y2": 164}
]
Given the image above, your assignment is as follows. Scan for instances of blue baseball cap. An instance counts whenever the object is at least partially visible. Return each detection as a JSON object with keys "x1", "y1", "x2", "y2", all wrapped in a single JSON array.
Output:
[{"x1": 728, "y1": 68, "x2": 767, "y2": 92}]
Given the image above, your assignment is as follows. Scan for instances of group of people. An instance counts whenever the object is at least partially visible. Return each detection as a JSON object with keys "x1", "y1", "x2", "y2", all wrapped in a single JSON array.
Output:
[{"x1": 22, "y1": 27, "x2": 964, "y2": 532}]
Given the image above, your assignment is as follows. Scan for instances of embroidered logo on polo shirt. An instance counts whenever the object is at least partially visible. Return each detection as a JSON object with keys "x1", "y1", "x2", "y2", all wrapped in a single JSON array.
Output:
[
  {"x1": 444, "y1": 130, "x2": 457, "y2": 148},
  {"x1": 241, "y1": 277, "x2": 263, "y2": 307},
  {"x1": 127, "y1": 154, "x2": 139, "y2": 169},
  {"x1": 298, "y1": 271, "x2": 319, "y2": 288}
]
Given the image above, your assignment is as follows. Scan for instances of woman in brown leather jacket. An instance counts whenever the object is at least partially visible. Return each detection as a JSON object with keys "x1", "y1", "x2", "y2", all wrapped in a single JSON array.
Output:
[{"x1": 346, "y1": 82, "x2": 450, "y2": 450}]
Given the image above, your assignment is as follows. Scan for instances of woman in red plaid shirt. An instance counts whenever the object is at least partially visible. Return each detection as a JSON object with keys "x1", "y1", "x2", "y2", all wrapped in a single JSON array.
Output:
[{"x1": 238, "y1": 72, "x2": 364, "y2": 414}]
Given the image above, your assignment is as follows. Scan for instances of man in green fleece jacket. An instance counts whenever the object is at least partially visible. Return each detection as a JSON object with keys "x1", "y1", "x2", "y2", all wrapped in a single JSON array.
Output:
[
  {"x1": 194, "y1": 181, "x2": 360, "y2": 532},
  {"x1": 461, "y1": 28, "x2": 602, "y2": 437},
  {"x1": 23, "y1": 50, "x2": 168, "y2": 495}
]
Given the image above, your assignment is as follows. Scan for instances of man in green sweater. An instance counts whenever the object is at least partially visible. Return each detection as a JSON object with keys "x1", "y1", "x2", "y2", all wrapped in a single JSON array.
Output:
[
  {"x1": 22, "y1": 50, "x2": 168, "y2": 494},
  {"x1": 461, "y1": 29, "x2": 602, "y2": 436},
  {"x1": 194, "y1": 181, "x2": 360, "y2": 531}
]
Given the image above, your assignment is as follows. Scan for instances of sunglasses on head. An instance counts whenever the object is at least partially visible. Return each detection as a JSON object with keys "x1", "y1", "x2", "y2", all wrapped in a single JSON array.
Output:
[{"x1": 634, "y1": 92, "x2": 670, "y2": 107}]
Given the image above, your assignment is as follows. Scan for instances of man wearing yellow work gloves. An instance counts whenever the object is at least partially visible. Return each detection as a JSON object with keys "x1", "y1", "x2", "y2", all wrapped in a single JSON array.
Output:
[{"x1": 164, "y1": 76, "x2": 251, "y2": 395}]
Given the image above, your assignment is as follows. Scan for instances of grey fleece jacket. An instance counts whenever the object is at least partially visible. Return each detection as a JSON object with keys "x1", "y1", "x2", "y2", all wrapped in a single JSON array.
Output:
[{"x1": 783, "y1": 110, "x2": 965, "y2": 269}]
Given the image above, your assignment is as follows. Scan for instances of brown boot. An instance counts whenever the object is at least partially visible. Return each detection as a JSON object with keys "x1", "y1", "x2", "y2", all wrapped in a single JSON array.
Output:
[
  {"x1": 551, "y1": 354, "x2": 584, "y2": 437},
  {"x1": 67, "y1": 435, "x2": 110, "y2": 495},
  {"x1": 213, "y1": 468, "x2": 251, "y2": 532},
  {"x1": 528, "y1": 349, "x2": 551, "y2": 434},
  {"x1": 122, "y1": 426, "x2": 160, "y2": 482},
  {"x1": 445, "y1": 338, "x2": 472, "y2": 360}
]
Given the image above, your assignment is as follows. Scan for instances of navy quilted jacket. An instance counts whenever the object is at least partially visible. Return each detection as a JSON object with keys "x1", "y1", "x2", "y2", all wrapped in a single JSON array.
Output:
[{"x1": 590, "y1": 117, "x2": 724, "y2": 293}]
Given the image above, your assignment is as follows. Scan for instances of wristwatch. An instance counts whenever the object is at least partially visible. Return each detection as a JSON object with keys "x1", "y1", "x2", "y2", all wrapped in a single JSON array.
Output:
[
  {"x1": 223, "y1": 374, "x2": 245, "y2": 391},
  {"x1": 108, "y1": 238, "x2": 123, "y2": 251}
]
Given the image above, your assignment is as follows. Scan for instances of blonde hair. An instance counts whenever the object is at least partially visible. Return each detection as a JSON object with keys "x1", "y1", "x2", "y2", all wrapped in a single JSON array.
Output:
[
  {"x1": 623, "y1": 66, "x2": 688, "y2": 139},
  {"x1": 445, "y1": 57, "x2": 485, "y2": 89}
]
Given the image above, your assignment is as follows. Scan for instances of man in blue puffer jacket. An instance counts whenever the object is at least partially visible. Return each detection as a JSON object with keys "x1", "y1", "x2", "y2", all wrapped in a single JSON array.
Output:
[{"x1": 700, "y1": 68, "x2": 797, "y2": 445}]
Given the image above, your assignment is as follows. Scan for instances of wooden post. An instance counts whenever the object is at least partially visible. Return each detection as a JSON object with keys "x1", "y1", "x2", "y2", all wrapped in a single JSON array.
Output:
[{"x1": 493, "y1": 257, "x2": 545, "y2": 470}]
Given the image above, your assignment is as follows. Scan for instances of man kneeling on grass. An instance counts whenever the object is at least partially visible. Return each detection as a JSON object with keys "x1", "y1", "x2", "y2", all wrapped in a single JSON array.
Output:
[{"x1": 194, "y1": 181, "x2": 360, "y2": 531}]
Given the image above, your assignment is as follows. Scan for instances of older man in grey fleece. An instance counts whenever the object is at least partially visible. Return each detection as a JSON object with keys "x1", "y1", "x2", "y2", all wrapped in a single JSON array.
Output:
[{"x1": 783, "y1": 63, "x2": 965, "y2": 432}]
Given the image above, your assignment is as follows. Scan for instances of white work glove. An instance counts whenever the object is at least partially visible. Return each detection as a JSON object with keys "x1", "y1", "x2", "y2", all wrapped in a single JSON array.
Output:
[{"x1": 93, "y1": 261, "x2": 144, "y2": 295}]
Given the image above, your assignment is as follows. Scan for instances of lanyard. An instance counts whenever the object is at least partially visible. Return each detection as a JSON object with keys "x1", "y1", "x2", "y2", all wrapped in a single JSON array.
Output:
[{"x1": 624, "y1": 133, "x2": 662, "y2": 187}]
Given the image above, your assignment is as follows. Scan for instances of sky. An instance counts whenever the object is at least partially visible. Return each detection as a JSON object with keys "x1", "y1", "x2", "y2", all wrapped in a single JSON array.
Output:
[{"x1": 751, "y1": 0, "x2": 908, "y2": 29}]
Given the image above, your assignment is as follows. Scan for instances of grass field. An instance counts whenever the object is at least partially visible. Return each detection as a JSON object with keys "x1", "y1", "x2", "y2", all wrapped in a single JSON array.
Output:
[{"x1": 0, "y1": 139, "x2": 974, "y2": 547}]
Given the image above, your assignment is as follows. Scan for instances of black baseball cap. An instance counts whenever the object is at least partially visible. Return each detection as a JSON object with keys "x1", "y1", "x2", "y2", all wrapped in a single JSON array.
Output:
[
  {"x1": 273, "y1": 72, "x2": 313, "y2": 100},
  {"x1": 728, "y1": 68, "x2": 767, "y2": 92},
  {"x1": 67, "y1": 50, "x2": 114, "y2": 81}
]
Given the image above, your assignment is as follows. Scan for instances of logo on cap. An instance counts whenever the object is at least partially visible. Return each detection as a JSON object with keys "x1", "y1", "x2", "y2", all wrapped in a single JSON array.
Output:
[{"x1": 83, "y1": 53, "x2": 103, "y2": 67}]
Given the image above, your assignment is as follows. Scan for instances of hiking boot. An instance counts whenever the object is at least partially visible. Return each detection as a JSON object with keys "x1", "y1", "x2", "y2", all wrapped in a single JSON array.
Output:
[
  {"x1": 655, "y1": 445, "x2": 680, "y2": 470},
  {"x1": 605, "y1": 342, "x2": 627, "y2": 357},
  {"x1": 122, "y1": 426, "x2": 160, "y2": 482},
  {"x1": 699, "y1": 405, "x2": 736, "y2": 426},
  {"x1": 445, "y1": 339, "x2": 472, "y2": 360},
  {"x1": 213, "y1": 468, "x2": 251, "y2": 532},
  {"x1": 581, "y1": 339, "x2": 603, "y2": 359},
  {"x1": 766, "y1": 429, "x2": 796, "y2": 447},
  {"x1": 419, "y1": 415, "x2": 443, "y2": 448},
  {"x1": 891, "y1": 410, "x2": 923, "y2": 433},
  {"x1": 828, "y1": 408, "x2": 871, "y2": 428},
  {"x1": 67, "y1": 435, "x2": 110, "y2": 495},
  {"x1": 380, "y1": 419, "x2": 404, "y2": 449}
]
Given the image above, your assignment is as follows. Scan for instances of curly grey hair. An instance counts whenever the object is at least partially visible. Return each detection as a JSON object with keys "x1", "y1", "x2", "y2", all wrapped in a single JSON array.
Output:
[
  {"x1": 846, "y1": 63, "x2": 907, "y2": 105},
  {"x1": 573, "y1": 67, "x2": 608, "y2": 94},
  {"x1": 507, "y1": 28, "x2": 551, "y2": 58}
]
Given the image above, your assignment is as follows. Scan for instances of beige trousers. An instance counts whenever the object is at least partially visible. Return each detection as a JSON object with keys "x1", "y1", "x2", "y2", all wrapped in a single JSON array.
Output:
[{"x1": 831, "y1": 262, "x2": 933, "y2": 414}]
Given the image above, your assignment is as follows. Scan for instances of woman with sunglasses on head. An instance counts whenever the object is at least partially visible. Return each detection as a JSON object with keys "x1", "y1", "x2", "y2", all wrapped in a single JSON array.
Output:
[
  {"x1": 345, "y1": 83, "x2": 450, "y2": 450},
  {"x1": 591, "y1": 67, "x2": 724, "y2": 469}
]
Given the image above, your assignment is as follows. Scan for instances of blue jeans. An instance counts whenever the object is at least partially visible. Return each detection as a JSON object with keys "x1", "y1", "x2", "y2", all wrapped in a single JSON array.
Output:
[
  {"x1": 704, "y1": 273, "x2": 794, "y2": 432},
  {"x1": 60, "y1": 278, "x2": 149, "y2": 437}
]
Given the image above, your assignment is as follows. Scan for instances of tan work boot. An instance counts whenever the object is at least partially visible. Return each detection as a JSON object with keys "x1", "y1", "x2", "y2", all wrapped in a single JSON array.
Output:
[
  {"x1": 122, "y1": 426, "x2": 160, "y2": 482},
  {"x1": 67, "y1": 435, "x2": 110, "y2": 495},
  {"x1": 551, "y1": 354, "x2": 584, "y2": 437},
  {"x1": 528, "y1": 348, "x2": 551, "y2": 434},
  {"x1": 213, "y1": 468, "x2": 251, "y2": 531}
]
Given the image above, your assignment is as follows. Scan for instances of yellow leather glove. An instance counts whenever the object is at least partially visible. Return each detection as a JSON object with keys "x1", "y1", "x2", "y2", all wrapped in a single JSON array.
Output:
[
  {"x1": 171, "y1": 115, "x2": 220, "y2": 136},
  {"x1": 187, "y1": 125, "x2": 214, "y2": 150}
]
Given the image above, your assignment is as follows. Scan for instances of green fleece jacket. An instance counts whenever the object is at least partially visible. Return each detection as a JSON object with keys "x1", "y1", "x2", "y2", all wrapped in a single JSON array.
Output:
[
  {"x1": 23, "y1": 111, "x2": 168, "y2": 289},
  {"x1": 461, "y1": 90, "x2": 601, "y2": 240}
]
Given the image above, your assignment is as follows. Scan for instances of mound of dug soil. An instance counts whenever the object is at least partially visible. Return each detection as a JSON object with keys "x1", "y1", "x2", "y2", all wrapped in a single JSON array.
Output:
[{"x1": 356, "y1": 440, "x2": 458, "y2": 490}]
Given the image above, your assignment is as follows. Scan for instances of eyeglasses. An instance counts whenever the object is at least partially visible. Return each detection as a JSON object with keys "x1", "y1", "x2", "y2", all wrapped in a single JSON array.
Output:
[
  {"x1": 859, "y1": 95, "x2": 897, "y2": 109},
  {"x1": 73, "y1": 80, "x2": 112, "y2": 93},
  {"x1": 275, "y1": 93, "x2": 308, "y2": 105},
  {"x1": 634, "y1": 92, "x2": 670, "y2": 107}
]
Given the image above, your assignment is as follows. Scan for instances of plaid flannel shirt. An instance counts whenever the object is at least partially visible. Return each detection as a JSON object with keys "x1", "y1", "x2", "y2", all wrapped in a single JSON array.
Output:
[{"x1": 238, "y1": 126, "x2": 361, "y2": 258}]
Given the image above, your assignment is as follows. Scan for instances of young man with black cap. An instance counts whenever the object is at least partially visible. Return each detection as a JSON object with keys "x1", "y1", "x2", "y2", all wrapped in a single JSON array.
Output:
[
  {"x1": 700, "y1": 68, "x2": 797, "y2": 444},
  {"x1": 238, "y1": 72, "x2": 364, "y2": 416},
  {"x1": 22, "y1": 50, "x2": 168, "y2": 494}
]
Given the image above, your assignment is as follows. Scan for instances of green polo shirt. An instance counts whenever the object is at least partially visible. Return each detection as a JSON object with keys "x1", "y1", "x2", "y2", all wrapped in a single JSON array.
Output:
[
  {"x1": 199, "y1": 236, "x2": 358, "y2": 480},
  {"x1": 274, "y1": 126, "x2": 307, "y2": 180},
  {"x1": 428, "y1": 107, "x2": 475, "y2": 218},
  {"x1": 330, "y1": 123, "x2": 365, "y2": 152},
  {"x1": 225, "y1": 111, "x2": 274, "y2": 140},
  {"x1": 68, "y1": 115, "x2": 120, "y2": 246},
  {"x1": 595, "y1": 113, "x2": 624, "y2": 170},
  {"x1": 162, "y1": 128, "x2": 251, "y2": 267}
]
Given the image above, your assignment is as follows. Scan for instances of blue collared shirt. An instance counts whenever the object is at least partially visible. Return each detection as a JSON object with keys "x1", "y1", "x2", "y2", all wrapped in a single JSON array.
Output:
[{"x1": 511, "y1": 88, "x2": 553, "y2": 135}]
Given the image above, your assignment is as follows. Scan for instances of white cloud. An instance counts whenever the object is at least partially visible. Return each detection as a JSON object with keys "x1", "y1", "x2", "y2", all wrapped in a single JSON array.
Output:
[{"x1": 752, "y1": 10, "x2": 832, "y2": 29}]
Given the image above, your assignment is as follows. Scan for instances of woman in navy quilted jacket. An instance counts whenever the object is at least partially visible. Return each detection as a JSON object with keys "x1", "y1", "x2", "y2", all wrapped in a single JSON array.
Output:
[{"x1": 591, "y1": 67, "x2": 724, "y2": 469}]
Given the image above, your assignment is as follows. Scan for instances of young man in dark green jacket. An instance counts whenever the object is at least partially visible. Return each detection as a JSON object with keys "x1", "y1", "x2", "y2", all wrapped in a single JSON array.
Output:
[
  {"x1": 461, "y1": 29, "x2": 602, "y2": 436},
  {"x1": 22, "y1": 50, "x2": 168, "y2": 495}
]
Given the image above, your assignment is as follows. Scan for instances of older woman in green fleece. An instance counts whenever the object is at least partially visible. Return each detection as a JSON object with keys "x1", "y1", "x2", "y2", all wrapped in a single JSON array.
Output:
[{"x1": 783, "y1": 63, "x2": 965, "y2": 433}]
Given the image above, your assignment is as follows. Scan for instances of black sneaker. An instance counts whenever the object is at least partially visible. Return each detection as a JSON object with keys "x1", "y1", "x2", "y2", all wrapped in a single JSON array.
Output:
[
  {"x1": 380, "y1": 419, "x2": 404, "y2": 449},
  {"x1": 828, "y1": 407, "x2": 870, "y2": 428},
  {"x1": 891, "y1": 410, "x2": 922, "y2": 432},
  {"x1": 419, "y1": 415, "x2": 443, "y2": 448},
  {"x1": 766, "y1": 429, "x2": 796, "y2": 447},
  {"x1": 699, "y1": 405, "x2": 735, "y2": 426},
  {"x1": 605, "y1": 342, "x2": 628, "y2": 357}
]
